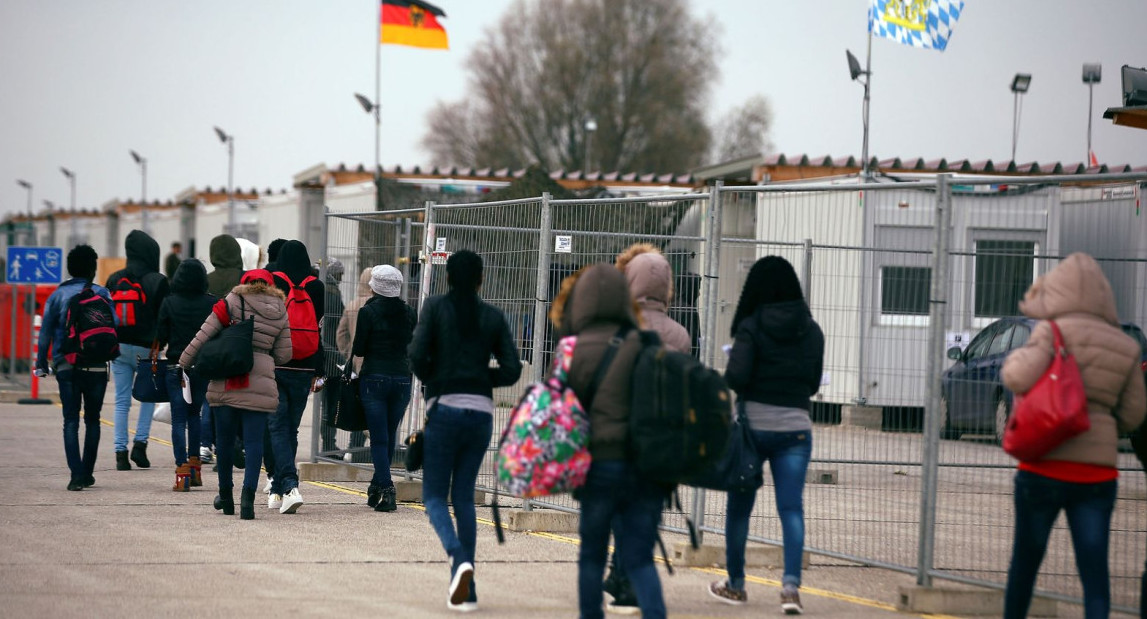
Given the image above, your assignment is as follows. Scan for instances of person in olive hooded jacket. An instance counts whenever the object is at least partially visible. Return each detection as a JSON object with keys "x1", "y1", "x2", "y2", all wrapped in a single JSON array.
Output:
[
  {"x1": 105, "y1": 229, "x2": 170, "y2": 471},
  {"x1": 156, "y1": 259, "x2": 216, "y2": 491},
  {"x1": 201, "y1": 233, "x2": 246, "y2": 465}
]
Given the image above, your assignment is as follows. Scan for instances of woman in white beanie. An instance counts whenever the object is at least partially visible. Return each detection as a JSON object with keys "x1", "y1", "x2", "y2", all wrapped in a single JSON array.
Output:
[{"x1": 351, "y1": 264, "x2": 418, "y2": 512}]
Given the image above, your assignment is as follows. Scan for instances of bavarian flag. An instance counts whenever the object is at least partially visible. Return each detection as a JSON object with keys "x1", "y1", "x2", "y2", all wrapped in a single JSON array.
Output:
[
  {"x1": 381, "y1": 0, "x2": 449, "y2": 50},
  {"x1": 869, "y1": 0, "x2": 963, "y2": 51}
]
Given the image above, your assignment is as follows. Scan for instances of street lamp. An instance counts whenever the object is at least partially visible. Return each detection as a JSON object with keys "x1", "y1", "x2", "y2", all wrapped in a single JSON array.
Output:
[
  {"x1": 583, "y1": 116, "x2": 597, "y2": 176},
  {"x1": 59, "y1": 167, "x2": 76, "y2": 213},
  {"x1": 354, "y1": 92, "x2": 381, "y2": 208},
  {"x1": 16, "y1": 180, "x2": 32, "y2": 217},
  {"x1": 1010, "y1": 73, "x2": 1032, "y2": 162},
  {"x1": 1082, "y1": 64, "x2": 1101, "y2": 165},
  {"x1": 213, "y1": 126, "x2": 235, "y2": 229},
  {"x1": 847, "y1": 49, "x2": 873, "y2": 179},
  {"x1": 130, "y1": 150, "x2": 149, "y2": 231}
]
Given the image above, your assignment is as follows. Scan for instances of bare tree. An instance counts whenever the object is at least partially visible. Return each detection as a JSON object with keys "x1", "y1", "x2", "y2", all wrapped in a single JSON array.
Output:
[
  {"x1": 422, "y1": 0, "x2": 719, "y2": 174},
  {"x1": 710, "y1": 95, "x2": 774, "y2": 164}
]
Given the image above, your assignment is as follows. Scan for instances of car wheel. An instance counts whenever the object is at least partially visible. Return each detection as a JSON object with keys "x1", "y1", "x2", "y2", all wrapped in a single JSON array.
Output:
[
  {"x1": 993, "y1": 395, "x2": 1011, "y2": 445},
  {"x1": 939, "y1": 397, "x2": 961, "y2": 440}
]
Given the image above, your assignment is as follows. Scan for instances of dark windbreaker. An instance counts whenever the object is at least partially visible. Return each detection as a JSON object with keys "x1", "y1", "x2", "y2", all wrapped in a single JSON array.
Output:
[
  {"x1": 105, "y1": 229, "x2": 170, "y2": 346},
  {"x1": 724, "y1": 300, "x2": 824, "y2": 411},
  {"x1": 271, "y1": 240, "x2": 326, "y2": 374},
  {"x1": 157, "y1": 259, "x2": 217, "y2": 363},
  {"x1": 352, "y1": 295, "x2": 417, "y2": 376}
]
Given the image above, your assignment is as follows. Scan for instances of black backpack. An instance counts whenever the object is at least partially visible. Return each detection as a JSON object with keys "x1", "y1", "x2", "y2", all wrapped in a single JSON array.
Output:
[
  {"x1": 629, "y1": 330, "x2": 733, "y2": 485},
  {"x1": 110, "y1": 272, "x2": 156, "y2": 341},
  {"x1": 62, "y1": 284, "x2": 121, "y2": 366}
]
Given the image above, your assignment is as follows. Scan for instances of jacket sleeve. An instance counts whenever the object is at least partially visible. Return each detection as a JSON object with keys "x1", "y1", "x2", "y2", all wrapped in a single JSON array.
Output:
[
  {"x1": 272, "y1": 314, "x2": 294, "y2": 366},
  {"x1": 36, "y1": 292, "x2": 60, "y2": 371},
  {"x1": 408, "y1": 298, "x2": 436, "y2": 382},
  {"x1": 336, "y1": 309, "x2": 354, "y2": 360},
  {"x1": 149, "y1": 274, "x2": 170, "y2": 320},
  {"x1": 805, "y1": 325, "x2": 825, "y2": 395},
  {"x1": 490, "y1": 312, "x2": 523, "y2": 388},
  {"x1": 724, "y1": 325, "x2": 756, "y2": 394},
  {"x1": 1113, "y1": 361, "x2": 1147, "y2": 434},
  {"x1": 1002, "y1": 321, "x2": 1054, "y2": 395},
  {"x1": 156, "y1": 298, "x2": 172, "y2": 349},
  {"x1": 179, "y1": 310, "x2": 223, "y2": 369},
  {"x1": 308, "y1": 279, "x2": 326, "y2": 375},
  {"x1": 351, "y1": 305, "x2": 372, "y2": 359}
]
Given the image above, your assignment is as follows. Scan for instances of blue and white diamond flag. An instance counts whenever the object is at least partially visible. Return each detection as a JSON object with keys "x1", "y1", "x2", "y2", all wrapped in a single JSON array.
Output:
[{"x1": 869, "y1": 0, "x2": 964, "y2": 51}]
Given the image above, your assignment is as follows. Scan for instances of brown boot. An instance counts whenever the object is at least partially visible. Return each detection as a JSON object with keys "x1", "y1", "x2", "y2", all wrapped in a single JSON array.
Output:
[
  {"x1": 188, "y1": 456, "x2": 203, "y2": 487},
  {"x1": 173, "y1": 464, "x2": 192, "y2": 492}
]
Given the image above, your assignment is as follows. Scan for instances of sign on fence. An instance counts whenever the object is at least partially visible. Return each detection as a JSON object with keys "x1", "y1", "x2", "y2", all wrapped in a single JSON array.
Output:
[
  {"x1": 7, "y1": 247, "x2": 63, "y2": 284},
  {"x1": 554, "y1": 235, "x2": 572, "y2": 253}
]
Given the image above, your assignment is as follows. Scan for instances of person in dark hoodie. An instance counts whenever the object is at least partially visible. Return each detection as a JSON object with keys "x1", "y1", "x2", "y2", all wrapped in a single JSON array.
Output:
[
  {"x1": 353, "y1": 264, "x2": 417, "y2": 512},
  {"x1": 549, "y1": 264, "x2": 666, "y2": 619},
  {"x1": 409, "y1": 250, "x2": 522, "y2": 612},
  {"x1": 266, "y1": 240, "x2": 325, "y2": 515},
  {"x1": 156, "y1": 259, "x2": 216, "y2": 492},
  {"x1": 709, "y1": 256, "x2": 824, "y2": 615},
  {"x1": 263, "y1": 238, "x2": 287, "y2": 273},
  {"x1": 201, "y1": 234, "x2": 245, "y2": 466},
  {"x1": 105, "y1": 229, "x2": 171, "y2": 472}
]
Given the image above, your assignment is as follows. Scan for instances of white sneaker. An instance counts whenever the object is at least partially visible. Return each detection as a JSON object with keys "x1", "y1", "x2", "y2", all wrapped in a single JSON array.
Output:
[
  {"x1": 268, "y1": 493, "x2": 282, "y2": 510},
  {"x1": 449, "y1": 562, "x2": 474, "y2": 606},
  {"x1": 280, "y1": 488, "x2": 303, "y2": 514},
  {"x1": 199, "y1": 446, "x2": 214, "y2": 463},
  {"x1": 447, "y1": 601, "x2": 478, "y2": 613},
  {"x1": 263, "y1": 477, "x2": 274, "y2": 495}
]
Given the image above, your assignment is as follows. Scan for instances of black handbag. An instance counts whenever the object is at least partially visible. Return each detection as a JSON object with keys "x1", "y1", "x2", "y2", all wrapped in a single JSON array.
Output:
[
  {"x1": 131, "y1": 342, "x2": 169, "y2": 403},
  {"x1": 331, "y1": 364, "x2": 368, "y2": 432},
  {"x1": 404, "y1": 429, "x2": 425, "y2": 472},
  {"x1": 685, "y1": 402, "x2": 763, "y2": 493},
  {"x1": 195, "y1": 297, "x2": 255, "y2": 380}
]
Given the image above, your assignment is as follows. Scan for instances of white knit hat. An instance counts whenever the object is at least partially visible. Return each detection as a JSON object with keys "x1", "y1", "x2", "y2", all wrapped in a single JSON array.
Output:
[{"x1": 369, "y1": 264, "x2": 403, "y2": 297}]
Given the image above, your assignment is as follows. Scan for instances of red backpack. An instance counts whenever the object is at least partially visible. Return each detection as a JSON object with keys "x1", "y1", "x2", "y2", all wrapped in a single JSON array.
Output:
[{"x1": 275, "y1": 272, "x2": 320, "y2": 360}]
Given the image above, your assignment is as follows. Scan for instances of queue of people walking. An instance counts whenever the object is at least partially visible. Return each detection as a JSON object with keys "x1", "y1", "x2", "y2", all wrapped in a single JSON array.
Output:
[{"x1": 34, "y1": 232, "x2": 1147, "y2": 618}]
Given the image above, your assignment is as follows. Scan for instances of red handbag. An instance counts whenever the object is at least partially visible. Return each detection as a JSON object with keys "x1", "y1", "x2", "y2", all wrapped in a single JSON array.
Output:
[{"x1": 1003, "y1": 321, "x2": 1090, "y2": 461}]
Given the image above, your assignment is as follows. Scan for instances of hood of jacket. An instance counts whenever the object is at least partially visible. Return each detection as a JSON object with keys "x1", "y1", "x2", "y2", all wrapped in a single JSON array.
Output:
[
  {"x1": 276, "y1": 240, "x2": 312, "y2": 283},
  {"x1": 618, "y1": 245, "x2": 673, "y2": 309},
  {"x1": 125, "y1": 230, "x2": 160, "y2": 276},
  {"x1": 236, "y1": 238, "x2": 263, "y2": 271},
  {"x1": 356, "y1": 267, "x2": 373, "y2": 299},
  {"x1": 753, "y1": 300, "x2": 814, "y2": 343},
  {"x1": 209, "y1": 235, "x2": 243, "y2": 271},
  {"x1": 171, "y1": 259, "x2": 208, "y2": 295},
  {"x1": 553, "y1": 264, "x2": 637, "y2": 337},
  {"x1": 231, "y1": 284, "x2": 287, "y2": 321},
  {"x1": 1019, "y1": 253, "x2": 1119, "y2": 325}
]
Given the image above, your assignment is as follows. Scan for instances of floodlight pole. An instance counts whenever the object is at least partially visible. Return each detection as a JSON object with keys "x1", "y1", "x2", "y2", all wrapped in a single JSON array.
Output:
[
  {"x1": 1086, "y1": 81, "x2": 1095, "y2": 162},
  {"x1": 862, "y1": 31, "x2": 872, "y2": 180},
  {"x1": 1012, "y1": 90, "x2": 1019, "y2": 162}
]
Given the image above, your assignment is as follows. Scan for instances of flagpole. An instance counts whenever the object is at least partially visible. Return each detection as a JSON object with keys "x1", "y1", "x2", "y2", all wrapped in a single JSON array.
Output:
[
  {"x1": 862, "y1": 29, "x2": 872, "y2": 180},
  {"x1": 374, "y1": 0, "x2": 382, "y2": 210}
]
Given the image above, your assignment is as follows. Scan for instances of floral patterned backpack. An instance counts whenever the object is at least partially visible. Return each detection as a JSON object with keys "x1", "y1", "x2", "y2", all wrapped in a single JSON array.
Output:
[{"x1": 496, "y1": 332, "x2": 623, "y2": 499}]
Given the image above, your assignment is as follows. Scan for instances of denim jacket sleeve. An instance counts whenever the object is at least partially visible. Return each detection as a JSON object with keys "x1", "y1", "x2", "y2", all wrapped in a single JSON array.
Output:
[{"x1": 36, "y1": 290, "x2": 61, "y2": 370}]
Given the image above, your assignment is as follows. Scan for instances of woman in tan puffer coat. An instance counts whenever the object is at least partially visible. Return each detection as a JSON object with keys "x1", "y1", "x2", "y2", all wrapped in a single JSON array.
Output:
[
  {"x1": 1000, "y1": 252, "x2": 1145, "y2": 619},
  {"x1": 181, "y1": 269, "x2": 293, "y2": 520}
]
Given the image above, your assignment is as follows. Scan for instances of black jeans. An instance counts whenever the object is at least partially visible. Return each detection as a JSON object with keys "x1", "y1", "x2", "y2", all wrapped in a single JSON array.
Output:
[{"x1": 56, "y1": 368, "x2": 108, "y2": 481}]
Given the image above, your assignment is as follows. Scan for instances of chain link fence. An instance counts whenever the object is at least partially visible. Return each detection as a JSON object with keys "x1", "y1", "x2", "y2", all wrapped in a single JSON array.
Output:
[{"x1": 317, "y1": 173, "x2": 1147, "y2": 613}]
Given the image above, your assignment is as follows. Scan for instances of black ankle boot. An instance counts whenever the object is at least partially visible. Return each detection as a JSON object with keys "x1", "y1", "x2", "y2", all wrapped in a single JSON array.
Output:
[
  {"x1": 116, "y1": 450, "x2": 131, "y2": 471},
  {"x1": 130, "y1": 441, "x2": 150, "y2": 469},
  {"x1": 375, "y1": 487, "x2": 397, "y2": 512},
  {"x1": 214, "y1": 487, "x2": 234, "y2": 515},
  {"x1": 366, "y1": 484, "x2": 382, "y2": 508},
  {"x1": 240, "y1": 487, "x2": 256, "y2": 520}
]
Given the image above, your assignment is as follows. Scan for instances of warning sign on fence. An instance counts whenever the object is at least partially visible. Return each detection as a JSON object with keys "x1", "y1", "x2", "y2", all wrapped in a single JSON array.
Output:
[
  {"x1": 430, "y1": 251, "x2": 451, "y2": 265},
  {"x1": 554, "y1": 235, "x2": 572, "y2": 253}
]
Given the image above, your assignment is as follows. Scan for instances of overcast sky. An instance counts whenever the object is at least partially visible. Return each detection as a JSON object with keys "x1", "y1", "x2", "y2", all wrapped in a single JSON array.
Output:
[{"x1": 2, "y1": 0, "x2": 1145, "y2": 217}]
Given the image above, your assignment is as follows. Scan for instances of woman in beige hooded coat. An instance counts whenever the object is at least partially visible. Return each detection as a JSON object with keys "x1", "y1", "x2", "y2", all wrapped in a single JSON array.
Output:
[{"x1": 1000, "y1": 253, "x2": 1145, "y2": 619}]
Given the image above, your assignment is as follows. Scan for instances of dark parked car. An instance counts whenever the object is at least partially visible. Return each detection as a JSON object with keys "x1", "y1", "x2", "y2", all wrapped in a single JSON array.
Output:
[{"x1": 940, "y1": 318, "x2": 1146, "y2": 442}]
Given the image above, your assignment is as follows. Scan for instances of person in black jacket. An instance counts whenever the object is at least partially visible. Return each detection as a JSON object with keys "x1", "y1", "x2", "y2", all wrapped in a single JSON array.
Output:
[
  {"x1": 105, "y1": 229, "x2": 171, "y2": 471},
  {"x1": 408, "y1": 250, "x2": 522, "y2": 612},
  {"x1": 352, "y1": 264, "x2": 417, "y2": 512},
  {"x1": 266, "y1": 240, "x2": 324, "y2": 514},
  {"x1": 708, "y1": 256, "x2": 824, "y2": 615},
  {"x1": 156, "y1": 259, "x2": 216, "y2": 492}
]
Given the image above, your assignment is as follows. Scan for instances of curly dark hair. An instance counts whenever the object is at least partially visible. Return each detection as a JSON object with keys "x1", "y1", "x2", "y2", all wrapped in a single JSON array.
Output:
[{"x1": 66, "y1": 244, "x2": 98, "y2": 280}]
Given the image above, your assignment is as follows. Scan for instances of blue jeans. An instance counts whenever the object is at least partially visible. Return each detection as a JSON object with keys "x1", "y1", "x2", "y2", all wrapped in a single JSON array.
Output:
[
  {"x1": 165, "y1": 367, "x2": 207, "y2": 464},
  {"x1": 268, "y1": 369, "x2": 312, "y2": 494},
  {"x1": 1004, "y1": 471, "x2": 1117, "y2": 619},
  {"x1": 725, "y1": 429, "x2": 812, "y2": 590},
  {"x1": 111, "y1": 343, "x2": 156, "y2": 451},
  {"x1": 577, "y1": 460, "x2": 667, "y2": 619},
  {"x1": 56, "y1": 368, "x2": 108, "y2": 480},
  {"x1": 214, "y1": 406, "x2": 267, "y2": 492},
  {"x1": 360, "y1": 374, "x2": 412, "y2": 488},
  {"x1": 201, "y1": 402, "x2": 213, "y2": 450},
  {"x1": 422, "y1": 405, "x2": 491, "y2": 570}
]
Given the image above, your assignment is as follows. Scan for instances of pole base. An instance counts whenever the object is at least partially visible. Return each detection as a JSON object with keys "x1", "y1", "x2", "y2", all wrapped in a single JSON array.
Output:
[{"x1": 17, "y1": 397, "x2": 52, "y2": 405}]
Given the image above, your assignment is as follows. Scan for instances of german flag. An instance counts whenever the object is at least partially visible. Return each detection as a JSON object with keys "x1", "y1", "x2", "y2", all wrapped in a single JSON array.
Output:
[{"x1": 381, "y1": 0, "x2": 449, "y2": 50}]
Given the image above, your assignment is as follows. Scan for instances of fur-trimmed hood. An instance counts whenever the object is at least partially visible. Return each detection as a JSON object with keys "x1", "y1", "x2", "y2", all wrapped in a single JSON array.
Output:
[
  {"x1": 616, "y1": 243, "x2": 673, "y2": 308},
  {"x1": 228, "y1": 284, "x2": 286, "y2": 321},
  {"x1": 550, "y1": 264, "x2": 640, "y2": 337}
]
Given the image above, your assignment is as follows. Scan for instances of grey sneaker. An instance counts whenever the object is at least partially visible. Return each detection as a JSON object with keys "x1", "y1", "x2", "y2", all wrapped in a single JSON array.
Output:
[
  {"x1": 708, "y1": 580, "x2": 747, "y2": 606},
  {"x1": 781, "y1": 586, "x2": 803, "y2": 615}
]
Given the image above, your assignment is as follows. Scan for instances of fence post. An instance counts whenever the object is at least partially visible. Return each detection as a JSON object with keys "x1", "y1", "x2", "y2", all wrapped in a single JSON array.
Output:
[
  {"x1": 917, "y1": 173, "x2": 952, "y2": 587},
  {"x1": 400, "y1": 217, "x2": 412, "y2": 294},
  {"x1": 418, "y1": 201, "x2": 436, "y2": 313},
  {"x1": 531, "y1": 193, "x2": 553, "y2": 384},
  {"x1": 310, "y1": 206, "x2": 330, "y2": 464},
  {"x1": 802, "y1": 238, "x2": 814, "y2": 306},
  {"x1": 691, "y1": 182, "x2": 724, "y2": 544}
]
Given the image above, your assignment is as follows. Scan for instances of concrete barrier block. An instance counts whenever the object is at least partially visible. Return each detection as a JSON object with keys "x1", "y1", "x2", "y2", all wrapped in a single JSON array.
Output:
[
  {"x1": 0, "y1": 390, "x2": 62, "y2": 404},
  {"x1": 298, "y1": 462, "x2": 374, "y2": 482},
  {"x1": 505, "y1": 509, "x2": 579, "y2": 533},
  {"x1": 897, "y1": 586, "x2": 1056, "y2": 616},
  {"x1": 394, "y1": 480, "x2": 423, "y2": 502},
  {"x1": 672, "y1": 542, "x2": 809, "y2": 568},
  {"x1": 841, "y1": 405, "x2": 882, "y2": 430},
  {"x1": 806, "y1": 468, "x2": 838, "y2": 484}
]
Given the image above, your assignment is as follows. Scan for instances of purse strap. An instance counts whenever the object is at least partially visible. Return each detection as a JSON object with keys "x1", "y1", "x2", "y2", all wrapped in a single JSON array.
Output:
[
  {"x1": 1047, "y1": 320, "x2": 1066, "y2": 357},
  {"x1": 581, "y1": 325, "x2": 630, "y2": 414}
]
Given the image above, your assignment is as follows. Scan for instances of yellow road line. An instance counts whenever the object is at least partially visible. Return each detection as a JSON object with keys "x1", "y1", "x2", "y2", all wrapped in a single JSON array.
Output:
[{"x1": 306, "y1": 480, "x2": 957, "y2": 618}]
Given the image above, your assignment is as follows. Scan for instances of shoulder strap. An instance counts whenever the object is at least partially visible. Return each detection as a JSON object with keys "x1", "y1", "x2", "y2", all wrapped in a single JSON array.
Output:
[
  {"x1": 1047, "y1": 320, "x2": 1065, "y2": 356},
  {"x1": 581, "y1": 324, "x2": 631, "y2": 413}
]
